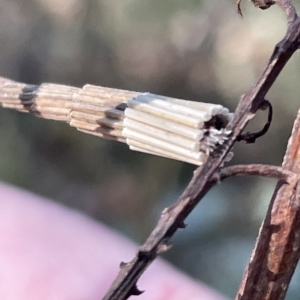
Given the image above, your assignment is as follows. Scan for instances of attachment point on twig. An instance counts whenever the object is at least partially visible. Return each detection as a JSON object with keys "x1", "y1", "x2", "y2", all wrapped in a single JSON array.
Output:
[
  {"x1": 126, "y1": 284, "x2": 144, "y2": 297},
  {"x1": 237, "y1": 100, "x2": 272, "y2": 143}
]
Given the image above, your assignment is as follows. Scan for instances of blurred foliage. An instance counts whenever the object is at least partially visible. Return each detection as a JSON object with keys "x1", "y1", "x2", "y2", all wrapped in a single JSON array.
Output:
[{"x1": 1, "y1": 0, "x2": 300, "y2": 298}]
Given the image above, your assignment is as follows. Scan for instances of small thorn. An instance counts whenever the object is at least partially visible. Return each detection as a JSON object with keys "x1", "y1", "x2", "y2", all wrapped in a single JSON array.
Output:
[
  {"x1": 120, "y1": 261, "x2": 129, "y2": 269},
  {"x1": 179, "y1": 221, "x2": 187, "y2": 228},
  {"x1": 130, "y1": 285, "x2": 144, "y2": 296}
]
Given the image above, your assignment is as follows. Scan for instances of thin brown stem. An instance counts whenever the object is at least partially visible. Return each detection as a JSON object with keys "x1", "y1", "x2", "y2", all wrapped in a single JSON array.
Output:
[
  {"x1": 237, "y1": 100, "x2": 273, "y2": 144},
  {"x1": 216, "y1": 164, "x2": 296, "y2": 183},
  {"x1": 236, "y1": 109, "x2": 300, "y2": 300}
]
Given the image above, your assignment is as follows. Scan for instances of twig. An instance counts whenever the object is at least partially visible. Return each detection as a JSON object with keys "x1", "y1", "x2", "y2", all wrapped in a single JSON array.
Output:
[
  {"x1": 216, "y1": 164, "x2": 295, "y2": 183},
  {"x1": 236, "y1": 109, "x2": 300, "y2": 300},
  {"x1": 237, "y1": 100, "x2": 273, "y2": 143},
  {"x1": 102, "y1": 1, "x2": 300, "y2": 299}
]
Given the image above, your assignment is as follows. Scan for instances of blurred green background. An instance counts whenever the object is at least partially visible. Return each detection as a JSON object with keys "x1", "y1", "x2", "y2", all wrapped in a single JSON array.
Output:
[{"x1": 1, "y1": 0, "x2": 300, "y2": 298}]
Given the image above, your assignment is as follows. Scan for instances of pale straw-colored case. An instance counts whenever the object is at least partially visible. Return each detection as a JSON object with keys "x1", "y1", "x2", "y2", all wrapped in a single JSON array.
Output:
[{"x1": 0, "y1": 77, "x2": 233, "y2": 165}]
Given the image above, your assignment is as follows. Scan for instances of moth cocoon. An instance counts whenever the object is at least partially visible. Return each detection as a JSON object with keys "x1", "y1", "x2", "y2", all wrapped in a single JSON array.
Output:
[
  {"x1": 0, "y1": 77, "x2": 232, "y2": 165},
  {"x1": 122, "y1": 93, "x2": 232, "y2": 165}
]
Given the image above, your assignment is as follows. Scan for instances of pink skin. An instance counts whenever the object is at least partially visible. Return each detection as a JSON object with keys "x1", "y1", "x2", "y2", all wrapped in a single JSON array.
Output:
[{"x1": 0, "y1": 182, "x2": 227, "y2": 300}]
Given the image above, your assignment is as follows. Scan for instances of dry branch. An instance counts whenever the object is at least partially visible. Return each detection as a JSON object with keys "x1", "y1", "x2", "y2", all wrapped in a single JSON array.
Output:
[
  {"x1": 216, "y1": 164, "x2": 295, "y2": 183},
  {"x1": 236, "y1": 110, "x2": 300, "y2": 300}
]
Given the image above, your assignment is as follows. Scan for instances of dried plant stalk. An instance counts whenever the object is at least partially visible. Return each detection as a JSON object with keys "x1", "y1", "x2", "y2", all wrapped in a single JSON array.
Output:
[{"x1": 236, "y1": 109, "x2": 300, "y2": 300}]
